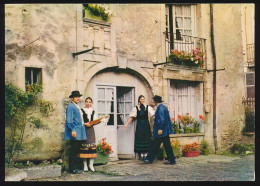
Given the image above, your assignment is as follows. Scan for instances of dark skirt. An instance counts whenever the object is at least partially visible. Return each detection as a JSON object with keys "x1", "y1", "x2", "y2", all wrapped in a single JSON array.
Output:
[
  {"x1": 134, "y1": 118, "x2": 152, "y2": 153},
  {"x1": 79, "y1": 126, "x2": 97, "y2": 159}
]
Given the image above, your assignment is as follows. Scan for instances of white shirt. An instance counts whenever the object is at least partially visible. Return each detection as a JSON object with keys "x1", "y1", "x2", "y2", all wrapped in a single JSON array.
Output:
[
  {"x1": 129, "y1": 105, "x2": 155, "y2": 118},
  {"x1": 82, "y1": 107, "x2": 98, "y2": 121}
]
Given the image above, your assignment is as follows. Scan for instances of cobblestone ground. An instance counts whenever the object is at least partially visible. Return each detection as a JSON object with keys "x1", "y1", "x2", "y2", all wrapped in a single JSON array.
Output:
[{"x1": 26, "y1": 154, "x2": 255, "y2": 181}]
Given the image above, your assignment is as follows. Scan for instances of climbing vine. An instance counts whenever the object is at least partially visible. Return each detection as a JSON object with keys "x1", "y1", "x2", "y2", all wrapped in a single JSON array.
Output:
[{"x1": 5, "y1": 82, "x2": 54, "y2": 167}]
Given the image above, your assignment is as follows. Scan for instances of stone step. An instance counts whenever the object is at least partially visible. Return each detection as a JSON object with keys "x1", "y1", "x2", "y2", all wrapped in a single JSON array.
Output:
[{"x1": 5, "y1": 165, "x2": 61, "y2": 181}]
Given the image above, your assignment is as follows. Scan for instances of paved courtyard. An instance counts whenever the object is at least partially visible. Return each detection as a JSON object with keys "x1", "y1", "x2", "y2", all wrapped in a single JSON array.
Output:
[{"x1": 25, "y1": 154, "x2": 254, "y2": 181}]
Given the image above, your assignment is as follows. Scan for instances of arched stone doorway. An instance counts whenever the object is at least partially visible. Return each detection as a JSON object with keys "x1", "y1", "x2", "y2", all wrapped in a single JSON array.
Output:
[{"x1": 83, "y1": 67, "x2": 153, "y2": 160}]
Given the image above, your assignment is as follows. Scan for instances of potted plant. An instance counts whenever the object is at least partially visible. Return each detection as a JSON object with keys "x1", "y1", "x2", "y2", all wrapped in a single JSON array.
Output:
[
  {"x1": 200, "y1": 140, "x2": 210, "y2": 155},
  {"x1": 194, "y1": 115, "x2": 205, "y2": 133},
  {"x1": 172, "y1": 117, "x2": 179, "y2": 134},
  {"x1": 94, "y1": 137, "x2": 113, "y2": 165},
  {"x1": 167, "y1": 48, "x2": 205, "y2": 68},
  {"x1": 182, "y1": 142, "x2": 200, "y2": 157},
  {"x1": 178, "y1": 113, "x2": 194, "y2": 134},
  {"x1": 158, "y1": 138, "x2": 181, "y2": 159}
]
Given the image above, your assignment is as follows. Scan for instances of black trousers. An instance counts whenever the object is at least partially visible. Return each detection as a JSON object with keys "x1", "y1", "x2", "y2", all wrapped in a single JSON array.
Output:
[
  {"x1": 68, "y1": 140, "x2": 83, "y2": 171},
  {"x1": 146, "y1": 135, "x2": 176, "y2": 163}
]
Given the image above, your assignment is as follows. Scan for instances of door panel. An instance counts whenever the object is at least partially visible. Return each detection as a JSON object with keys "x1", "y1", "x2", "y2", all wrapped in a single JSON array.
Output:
[
  {"x1": 95, "y1": 86, "x2": 118, "y2": 160},
  {"x1": 117, "y1": 87, "x2": 135, "y2": 158}
]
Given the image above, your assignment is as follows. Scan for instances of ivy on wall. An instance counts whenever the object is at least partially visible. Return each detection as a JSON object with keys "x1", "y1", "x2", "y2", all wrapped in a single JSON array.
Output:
[{"x1": 5, "y1": 82, "x2": 54, "y2": 167}]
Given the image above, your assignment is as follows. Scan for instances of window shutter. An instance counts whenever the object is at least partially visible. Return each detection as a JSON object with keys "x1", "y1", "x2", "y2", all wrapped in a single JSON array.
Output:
[
  {"x1": 246, "y1": 73, "x2": 255, "y2": 86},
  {"x1": 245, "y1": 72, "x2": 255, "y2": 98}
]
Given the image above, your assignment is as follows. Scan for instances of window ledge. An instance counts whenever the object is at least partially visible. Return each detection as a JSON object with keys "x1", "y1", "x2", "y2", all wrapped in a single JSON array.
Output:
[
  {"x1": 166, "y1": 64, "x2": 205, "y2": 73},
  {"x1": 169, "y1": 133, "x2": 204, "y2": 138}
]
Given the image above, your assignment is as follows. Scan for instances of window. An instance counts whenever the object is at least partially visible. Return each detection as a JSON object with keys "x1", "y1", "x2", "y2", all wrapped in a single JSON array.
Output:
[
  {"x1": 97, "y1": 87, "x2": 116, "y2": 125},
  {"x1": 25, "y1": 67, "x2": 42, "y2": 86},
  {"x1": 96, "y1": 86, "x2": 134, "y2": 126},
  {"x1": 245, "y1": 72, "x2": 255, "y2": 98},
  {"x1": 166, "y1": 4, "x2": 196, "y2": 39},
  {"x1": 168, "y1": 80, "x2": 203, "y2": 121},
  {"x1": 117, "y1": 87, "x2": 134, "y2": 125},
  {"x1": 165, "y1": 4, "x2": 197, "y2": 55},
  {"x1": 174, "y1": 5, "x2": 193, "y2": 39}
]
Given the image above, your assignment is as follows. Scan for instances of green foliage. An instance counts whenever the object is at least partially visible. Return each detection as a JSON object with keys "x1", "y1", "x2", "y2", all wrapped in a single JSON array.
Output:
[
  {"x1": 5, "y1": 82, "x2": 54, "y2": 167},
  {"x1": 30, "y1": 83, "x2": 43, "y2": 92},
  {"x1": 83, "y1": 4, "x2": 110, "y2": 21},
  {"x1": 243, "y1": 108, "x2": 255, "y2": 133},
  {"x1": 200, "y1": 140, "x2": 209, "y2": 150},
  {"x1": 230, "y1": 143, "x2": 254, "y2": 155},
  {"x1": 38, "y1": 100, "x2": 54, "y2": 116},
  {"x1": 28, "y1": 116, "x2": 44, "y2": 129}
]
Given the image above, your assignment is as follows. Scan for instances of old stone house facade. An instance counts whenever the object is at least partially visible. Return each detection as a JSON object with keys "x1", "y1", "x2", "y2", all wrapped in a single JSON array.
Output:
[{"x1": 5, "y1": 4, "x2": 254, "y2": 161}]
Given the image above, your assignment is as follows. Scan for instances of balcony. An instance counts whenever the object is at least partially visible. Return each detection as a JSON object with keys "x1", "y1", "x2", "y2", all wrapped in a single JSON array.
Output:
[
  {"x1": 246, "y1": 43, "x2": 254, "y2": 67},
  {"x1": 165, "y1": 32, "x2": 207, "y2": 71}
]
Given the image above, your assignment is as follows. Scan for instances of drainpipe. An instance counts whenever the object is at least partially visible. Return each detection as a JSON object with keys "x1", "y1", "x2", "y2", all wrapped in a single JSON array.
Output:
[
  {"x1": 169, "y1": 5, "x2": 174, "y2": 50},
  {"x1": 210, "y1": 4, "x2": 218, "y2": 153}
]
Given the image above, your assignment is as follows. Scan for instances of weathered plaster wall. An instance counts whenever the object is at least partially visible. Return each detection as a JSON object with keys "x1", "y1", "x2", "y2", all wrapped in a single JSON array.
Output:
[
  {"x1": 5, "y1": 4, "x2": 249, "y2": 160},
  {"x1": 5, "y1": 4, "x2": 78, "y2": 161},
  {"x1": 110, "y1": 4, "x2": 165, "y2": 62},
  {"x1": 213, "y1": 4, "x2": 246, "y2": 151}
]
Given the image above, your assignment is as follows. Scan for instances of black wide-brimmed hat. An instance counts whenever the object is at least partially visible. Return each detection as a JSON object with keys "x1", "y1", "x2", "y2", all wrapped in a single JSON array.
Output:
[
  {"x1": 69, "y1": 90, "x2": 82, "y2": 98},
  {"x1": 153, "y1": 95, "x2": 163, "y2": 103}
]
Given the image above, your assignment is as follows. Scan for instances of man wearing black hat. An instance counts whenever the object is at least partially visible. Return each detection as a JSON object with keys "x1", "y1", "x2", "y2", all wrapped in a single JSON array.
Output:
[
  {"x1": 64, "y1": 90, "x2": 87, "y2": 174},
  {"x1": 143, "y1": 95, "x2": 176, "y2": 165}
]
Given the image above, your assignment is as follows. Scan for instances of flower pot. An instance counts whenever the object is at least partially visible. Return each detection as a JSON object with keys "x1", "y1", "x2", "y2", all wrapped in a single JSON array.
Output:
[
  {"x1": 203, "y1": 149, "x2": 209, "y2": 155},
  {"x1": 194, "y1": 128, "x2": 199, "y2": 133},
  {"x1": 94, "y1": 152, "x2": 109, "y2": 165},
  {"x1": 184, "y1": 128, "x2": 190, "y2": 134},
  {"x1": 175, "y1": 129, "x2": 179, "y2": 134},
  {"x1": 184, "y1": 151, "x2": 200, "y2": 157},
  {"x1": 190, "y1": 128, "x2": 194, "y2": 133}
]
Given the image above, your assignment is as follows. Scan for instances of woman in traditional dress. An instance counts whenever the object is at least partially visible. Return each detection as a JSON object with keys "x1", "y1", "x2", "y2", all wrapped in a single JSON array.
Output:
[
  {"x1": 79, "y1": 97, "x2": 98, "y2": 172},
  {"x1": 124, "y1": 95, "x2": 155, "y2": 160}
]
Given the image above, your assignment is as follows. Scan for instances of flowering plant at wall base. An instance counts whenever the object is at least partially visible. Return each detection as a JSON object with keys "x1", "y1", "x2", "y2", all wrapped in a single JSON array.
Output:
[
  {"x1": 159, "y1": 139, "x2": 181, "y2": 158},
  {"x1": 182, "y1": 142, "x2": 200, "y2": 153},
  {"x1": 96, "y1": 138, "x2": 113, "y2": 155},
  {"x1": 167, "y1": 48, "x2": 205, "y2": 68}
]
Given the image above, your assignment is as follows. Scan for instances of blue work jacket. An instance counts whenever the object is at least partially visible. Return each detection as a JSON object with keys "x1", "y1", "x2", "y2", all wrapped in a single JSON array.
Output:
[
  {"x1": 153, "y1": 103, "x2": 173, "y2": 139},
  {"x1": 64, "y1": 102, "x2": 86, "y2": 141}
]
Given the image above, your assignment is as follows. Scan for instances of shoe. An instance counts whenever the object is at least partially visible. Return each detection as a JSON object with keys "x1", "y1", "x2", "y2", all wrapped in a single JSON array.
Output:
[
  {"x1": 142, "y1": 159, "x2": 152, "y2": 164},
  {"x1": 70, "y1": 169, "x2": 82, "y2": 174},
  {"x1": 164, "y1": 161, "x2": 176, "y2": 165},
  {"x1": 89, "y1": 166, "x2": 95, "y2": 173}
]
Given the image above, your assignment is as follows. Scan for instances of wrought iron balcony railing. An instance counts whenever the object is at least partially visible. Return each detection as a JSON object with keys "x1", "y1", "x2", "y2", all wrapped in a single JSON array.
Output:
[
  {"x1": 165, "y1": 32, "x2": 207, "y2": 70},
  {"x1": 246, "y1": 43, "x2": 254, "y2": 67}
]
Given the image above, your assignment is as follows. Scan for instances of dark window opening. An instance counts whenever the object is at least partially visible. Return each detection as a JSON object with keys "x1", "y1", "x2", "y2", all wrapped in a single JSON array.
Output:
[{"x1": 25, "y1": 67, "x2": 42, "y2": 90}]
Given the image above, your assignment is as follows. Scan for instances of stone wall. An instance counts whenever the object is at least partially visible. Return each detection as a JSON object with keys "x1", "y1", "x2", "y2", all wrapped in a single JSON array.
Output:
[
  {"x1": 5, "y1": 4, "x2": 250, "y2": 160},
  {"x1": 5, "y1": 4, "x2": 78, "y2": 161},
  {"x1": 212, "y1": 4, "x2": 246, "y2": 151}
]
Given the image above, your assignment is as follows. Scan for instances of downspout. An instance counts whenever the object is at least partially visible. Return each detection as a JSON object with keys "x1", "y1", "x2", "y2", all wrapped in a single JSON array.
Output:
[
  {"x1": 169, "y1": 5, "x2": 174, "y2": 50},
  {"x1": 210, "y1": 4, "x2": 218, "y2": 153}
]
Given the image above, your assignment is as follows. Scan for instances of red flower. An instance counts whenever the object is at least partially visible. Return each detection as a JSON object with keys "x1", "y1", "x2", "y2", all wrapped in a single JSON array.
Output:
[
  {"x1": 199, "y1": 115, "x2": 205, "y2": 120},
  {"x1": 178, "y1": 114, "x2": 182, "y2": 120},
  {"x1": 172, "y1": 117, "x2": 175, "y2": 122}
]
